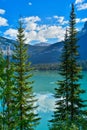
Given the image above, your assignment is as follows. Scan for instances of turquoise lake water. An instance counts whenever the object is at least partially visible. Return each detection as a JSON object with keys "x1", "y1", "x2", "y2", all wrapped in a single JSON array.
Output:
[
  {"x1": 0, "y1": 71, "x2": 87, "y2": 130},
  {"x1": 31, "y1": 71, "x2": 87, "y2": 130}
]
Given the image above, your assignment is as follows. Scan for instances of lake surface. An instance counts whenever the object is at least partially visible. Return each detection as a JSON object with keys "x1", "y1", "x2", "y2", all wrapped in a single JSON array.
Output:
[
  {"x1": 32, "y1": 71, "x2": 87, "y2": 130},
  {"x1": 0, "y1": 71, "x2": 86, "y2": 130}
]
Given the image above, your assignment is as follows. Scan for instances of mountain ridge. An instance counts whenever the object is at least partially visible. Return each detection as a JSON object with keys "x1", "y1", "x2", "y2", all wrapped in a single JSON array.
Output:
[{"x1": 0, "y1": 21, "x2": 87, "y2": 64}]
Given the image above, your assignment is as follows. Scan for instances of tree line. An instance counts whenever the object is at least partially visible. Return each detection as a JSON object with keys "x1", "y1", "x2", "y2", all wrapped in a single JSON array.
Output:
[
  {"x1": 32, "y1": 61, "x2": 87, "y2": 71},
  {"x1": 0, "y1": 3, "x2": 87, "y2": 130}
]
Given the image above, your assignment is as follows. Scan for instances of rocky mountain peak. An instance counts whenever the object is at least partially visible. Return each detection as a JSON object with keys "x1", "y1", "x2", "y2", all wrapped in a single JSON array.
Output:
[
  {"x1": 82, "y1": 21, "x2": 87, "y2": 33},
  {"x1": 34, "y1": 42, "x2": 50, "y2": 47},
  {"x1": 84, "y1": 21, "x2": 87, "y2": 29}
]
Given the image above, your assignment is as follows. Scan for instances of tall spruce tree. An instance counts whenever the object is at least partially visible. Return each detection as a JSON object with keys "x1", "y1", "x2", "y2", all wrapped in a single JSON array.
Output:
[
  {"x1": 13, "y1": 20, "x2": 40, "y2": 130},
  {"x1": 0, "y1": 50, "x2": 6, "y2": 130},
  {"x1": 0, "y1": 46, "x2": 15, "y2": 130},
  {"x1": 68, "y1": 3, "x2": 87, "y2": 122},
  {"x1": 49, "y1": 4, "x2": 87, "y2": 130},
  {"x1": 49, "y1": 28, "x2": 71, "y2": 130},
  {"x1": 3, "y1": 46, "x2": 15, "y2": 130}
]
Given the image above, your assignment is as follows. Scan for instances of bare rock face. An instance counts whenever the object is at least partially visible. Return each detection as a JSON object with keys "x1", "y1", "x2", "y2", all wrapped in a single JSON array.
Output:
[{"x1": 82, "y1": 21, "x2": 87, "y2": 34}]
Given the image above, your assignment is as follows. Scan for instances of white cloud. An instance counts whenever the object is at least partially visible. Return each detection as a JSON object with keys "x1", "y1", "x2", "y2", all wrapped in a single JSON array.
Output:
[
  {"x1": 0, "y1": 9, "x2": 5, "y2": 15},
  {"x1": 25, "y1": 31, "x2": 38, "y2": 43},
  {"x1": 77, "y1": 3, "x2": 87, "y2": 10},
  {"x1": 62, "y1": 21, "x2": 69, "y2": 25},
  {"x1": 75, "y1": 0, "x2": 87, "y2": 10},
  {"x1": 53, "y1": 16, "x2": 64, "y2": 22},
  {"x1": 76, "y1": 18, "x2": 81, "y2": 23},
  {"x1": 21, "y1": 16, "x2": 41, "y2": 31},
  {"x1": 81, "y1": 18, "x2": 87, "y2": 22},
  {"x1": 26, "y1": 22, "x2": 37, "y2": 31},
  {"x1": 75, "y1": 0, "x2": 84, "y2": 4},
  {"x1": 0, "y1": 9, "x2": 8, "y2": 27},
  {"x1": 4, "y1": 16, "x2": 66, "y2": 44},
  {"x1": 23, "y1": 16, "x2": 41, "y2": 22},
  {"x1": 53, "y1": 15, "x2": 68, "y2": 25},
  {"x1": 53, "y1": 15, "x2": 59, "y2": 19},
  {"x1": 0, "y1": 17, "x2": 8, "y2": 26},
  {"x1": 57, "y1": 16, "x2": 64, "y2": 23},
  {"x1": 36, "y1": 93, "x2": 55, "y2": 112},
  {"x1": 76, "y1": 18, "x2": 87, "y2": 23},
  {"x1": 36, "y1": 25, "x2": 47, "y2": 31},
  {"x1": 4, "y1": 28, "x2": 17, "y2": 39},
  {"x1": 22, "y1": 16, "x2": 41, "y2": 23},
  {"x1": 24, "y1": 25, "x2": 65, "y2": 43},
  {"x1": 43, "y1": 26, "x2": 65, "y2": 41},
  {"x1": 29, "y1": 2, "x2": 32, "y2": 6}
]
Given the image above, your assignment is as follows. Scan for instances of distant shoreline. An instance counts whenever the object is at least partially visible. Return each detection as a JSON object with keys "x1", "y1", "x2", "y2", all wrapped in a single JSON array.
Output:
[{"x1": 31, "y1": 61, "x2": 87, "y2": 71}]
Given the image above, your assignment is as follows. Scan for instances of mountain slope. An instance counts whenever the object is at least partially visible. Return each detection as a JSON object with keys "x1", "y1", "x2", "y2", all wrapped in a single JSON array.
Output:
[
  {"x1": 29, "y1": 41, "x2": 63, "y2": 64},
  {"x1": 78, "y1": 21, "x2": 87, "y2": 60},
  {"x1": 0, "y1": 21, "x2": 87, "y2": 64}
]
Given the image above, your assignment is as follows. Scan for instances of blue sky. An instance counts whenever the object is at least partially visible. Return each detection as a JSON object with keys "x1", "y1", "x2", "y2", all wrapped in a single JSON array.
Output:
[{"x1": 0, "y1": 0, "x2": 87, "y2": 44}]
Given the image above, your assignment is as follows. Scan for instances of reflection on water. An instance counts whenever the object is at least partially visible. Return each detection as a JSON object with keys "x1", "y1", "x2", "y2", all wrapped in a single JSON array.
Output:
[{"x1": 31, "y1": 71, "x2": 87, "y2": 130}]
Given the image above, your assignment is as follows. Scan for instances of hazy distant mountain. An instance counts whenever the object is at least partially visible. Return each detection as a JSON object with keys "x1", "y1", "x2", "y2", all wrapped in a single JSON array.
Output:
[
  {"x1": 29, "y1": 21, "x2": 87, "y2": 64},
  {"x1": 34, "y1": 42, "x2": 50, "y2": 47},
  {"x1": 0, "y1": 21, "x2": 87, "y2": 64},
  {"x1": 29, "y1": 41, "x2": 63, "y2": 64},
  {"x1": 0, "y1": 36, "x2": 15, "y2": 46},
  {"x1": 0, "y1": 36, "x2": 15, "y2": 55},
  {"x1": 78, "y1": 21, "x2": 87, "y2": 37},
  {"x1": 78, "y1": 21, "x2": 87, "y2": 60}
]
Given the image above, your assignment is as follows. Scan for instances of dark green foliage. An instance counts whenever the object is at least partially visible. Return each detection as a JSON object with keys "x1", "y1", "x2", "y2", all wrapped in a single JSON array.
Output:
[
  {"x1": 0, "y1": 47, "x2": 15, "y2": 130},
  {"x1": 49, "y1": 3, "x2": 87, "y2": 130},
  {"x1": 67, "y1": 3, "x2": 87, "y2": 121},
  {"x1": 13, "y1": 20, "x2": 40, "y2": 129},
  {"x1": 0, "y1": 50, "x2": 7, "y2": 130},
  {"x1": 4, "y1": 46, "x2": 15, "y2": 130}
]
